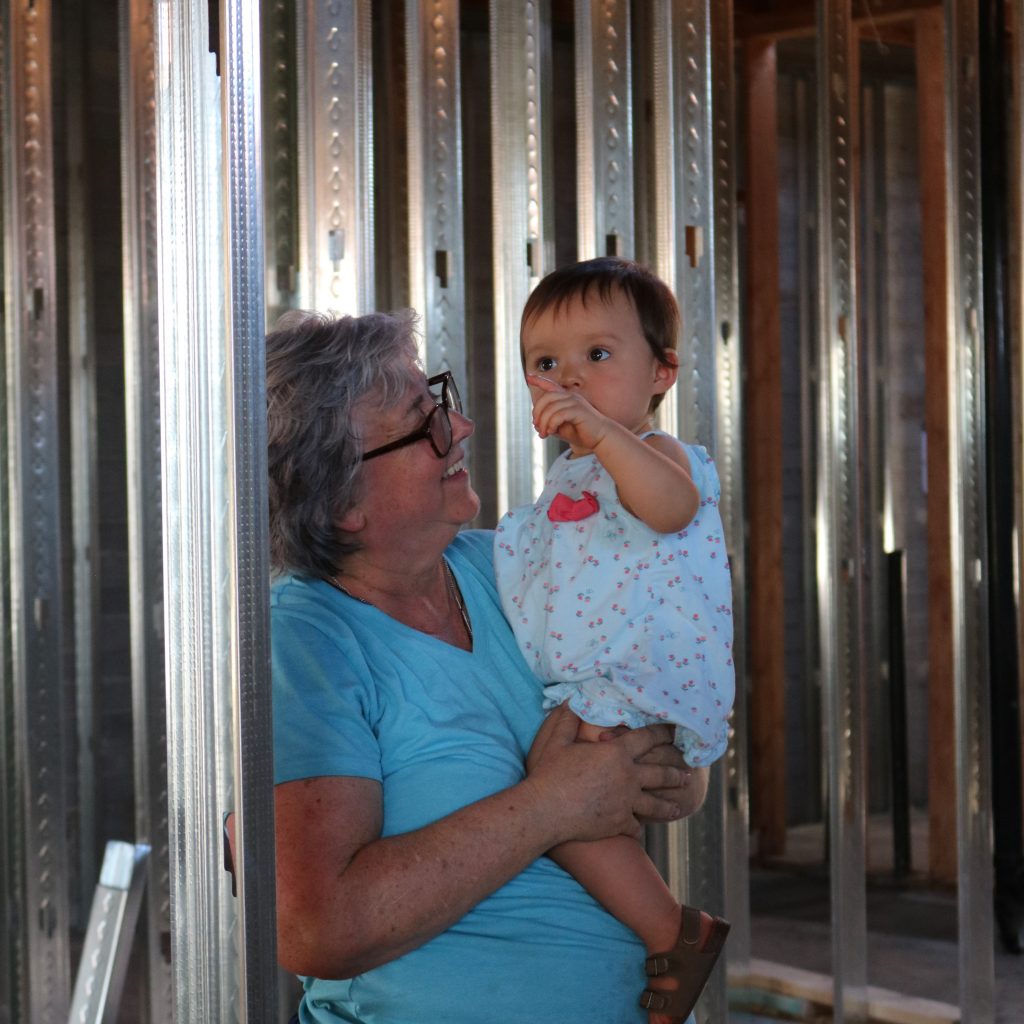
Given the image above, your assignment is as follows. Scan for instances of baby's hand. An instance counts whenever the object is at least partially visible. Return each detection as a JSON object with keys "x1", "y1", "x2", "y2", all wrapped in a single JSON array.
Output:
[{"x1": 527, "y1": 373, "x2": 611, "y2": 452}]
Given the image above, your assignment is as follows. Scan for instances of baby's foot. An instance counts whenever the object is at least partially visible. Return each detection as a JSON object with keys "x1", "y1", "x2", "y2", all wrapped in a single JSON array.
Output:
[{"x1": 642, "y1": 905, "x2": 723, "y2": 1024}]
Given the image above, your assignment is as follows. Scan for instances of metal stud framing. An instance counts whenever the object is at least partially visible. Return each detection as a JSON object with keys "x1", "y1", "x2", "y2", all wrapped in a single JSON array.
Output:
[
  {"x1": 648, "y1": 0, "x2": 717, "y2": 446},
  {"x1": 816, "y1": 1, "x2": 868, "y2": 1019},
  {"x1": 298, "y1": 0, "x2": 374, "y2": 315},
  {"x1": 2, "y1": 2, "x2": 72, "y2": 1020},
  {"x1": 0, "y1": 8, "x2": 18, "y2": 1019},
  {"x1": 575, "y1": 0, "x2": 634, "y2": 260},
  {"x1": 646, "y1": 3, "x2": 727, "y2": 1020},
  {"x1": 490, "y1": 0, "x2": 553, "y2": 511},
  {"x1": 66, "y1": 0, "x2": 101, "y2": 928},
  {"x1": 67, "y1": 841, "x2": 149, "y2": 1024},
  {"x1": 944, "y1": 2, "x2": 994, "y2": 1019},
  {"x1": 406, "y1": 0, "x2": 467, "y2": 382},
  {"x1": 153, "y1": 1, "x2": 238, "y2": 1017},
  {"x1": 709, "y1": 0, "x2": 750, "y2": 974},
  {"x1": 121, "y1": 0, "x2": 173, "y2": 1018},
  {"x1": 221, "y1": 0, "x2": 279, "y2": 1012},
  {"x1": 263, "y1": 0, "x2": 300, "y2": 323}
]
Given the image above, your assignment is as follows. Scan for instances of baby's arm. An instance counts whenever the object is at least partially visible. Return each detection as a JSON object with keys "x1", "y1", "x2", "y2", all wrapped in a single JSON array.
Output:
[
  {"x1": 528, "y1": 374, "x2": 699, "y2": 533},
  {"x1": 593, "y1": 424, "x2": 698, "y2": 534}
]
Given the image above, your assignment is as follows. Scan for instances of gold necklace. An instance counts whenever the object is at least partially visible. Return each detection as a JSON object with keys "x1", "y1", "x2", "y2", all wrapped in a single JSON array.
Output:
[
  {"x1": 329, "y1": 560, "x2": 472, "y2": 645},
  {"x1": 443, "y1": 560, "x2": 473, "y2": 645}
]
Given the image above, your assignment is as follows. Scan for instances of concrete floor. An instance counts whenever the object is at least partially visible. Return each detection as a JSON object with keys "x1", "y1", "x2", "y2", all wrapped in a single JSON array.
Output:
[{"x1": 746, "y1": 832, "x2": 1024, "y2": 1023}]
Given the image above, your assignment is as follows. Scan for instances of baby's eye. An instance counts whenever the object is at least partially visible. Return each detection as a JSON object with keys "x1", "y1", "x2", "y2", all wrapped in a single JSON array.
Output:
[
  {"x1": 536, "y1": 356, "x2": 556, "y2": 372},
  {"x1": 588, "y1": 347, "x2": 611, "y2": 362}
]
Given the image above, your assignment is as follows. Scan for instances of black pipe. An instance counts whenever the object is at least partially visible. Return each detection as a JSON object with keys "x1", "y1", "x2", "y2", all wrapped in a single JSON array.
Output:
[
  {"x1": 979, "y1": 0, "x2": 1024, "y2": 956},
  {"x1": 887, "y1": 551, "x2": 911, "y2": 880}
]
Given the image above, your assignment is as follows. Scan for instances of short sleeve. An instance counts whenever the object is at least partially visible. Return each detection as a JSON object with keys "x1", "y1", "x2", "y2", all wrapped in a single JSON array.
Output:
[
  {"x1": 683, "y1": 443, "x2": 722, "y2": 505},
  {"x1": 272, "y1": 602, "x2": 384, "y2": 785}
]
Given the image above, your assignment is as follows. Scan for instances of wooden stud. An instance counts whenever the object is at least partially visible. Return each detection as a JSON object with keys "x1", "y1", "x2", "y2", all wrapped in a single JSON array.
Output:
[{"x1": 743, "y1": 38, "x2": 787, "y2": 859}]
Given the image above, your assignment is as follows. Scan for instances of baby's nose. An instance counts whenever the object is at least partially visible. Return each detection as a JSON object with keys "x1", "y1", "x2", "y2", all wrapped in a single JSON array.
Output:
[{"x1": 558, "y1": 365, "x2": 583, "y2": 387}]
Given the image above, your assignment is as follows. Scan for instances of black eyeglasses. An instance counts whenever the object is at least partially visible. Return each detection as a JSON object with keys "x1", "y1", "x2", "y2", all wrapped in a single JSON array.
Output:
[{"x1": 361, "y1": 371, "x2": 463, "y2": 461}]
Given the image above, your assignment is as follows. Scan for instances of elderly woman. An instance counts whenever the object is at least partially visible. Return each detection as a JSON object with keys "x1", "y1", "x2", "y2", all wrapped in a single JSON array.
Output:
[{"x1": 266, "y1": 309, "x2": 709, "y2": 1024}]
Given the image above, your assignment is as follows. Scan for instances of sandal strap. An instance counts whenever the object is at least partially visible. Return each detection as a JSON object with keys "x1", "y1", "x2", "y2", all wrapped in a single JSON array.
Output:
[
  {"x1": 644, "y1": 954, "x2": 670, "y2": 977},
  {"x1": 639, "y1": 912, "x2": 732, "y2": 1017},
  {"x1": 639, "y1": 988, "x2": 671, "y2": 1012},
  {"x1": 644, "y1": 908, "x2": 705, "y2": 976},
  {"x1": 680, "y1": 904, "x2": 703, "y2": 944}
]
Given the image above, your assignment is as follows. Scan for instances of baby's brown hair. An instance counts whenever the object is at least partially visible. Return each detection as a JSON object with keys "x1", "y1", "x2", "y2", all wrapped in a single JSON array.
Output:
[{"x1": 520, "y1": 257, "x2": 680, "y2": 410}]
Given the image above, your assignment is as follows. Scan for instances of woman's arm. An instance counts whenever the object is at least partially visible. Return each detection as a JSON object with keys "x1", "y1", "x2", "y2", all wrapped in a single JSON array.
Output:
[{"x1": 274, "y1": 707, "x2": 682, "y2": 979}]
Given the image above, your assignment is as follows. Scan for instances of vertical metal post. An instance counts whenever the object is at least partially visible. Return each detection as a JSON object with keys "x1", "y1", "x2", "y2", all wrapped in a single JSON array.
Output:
[
  {"x1": 649, "y1": 0, "x2": 717, "y2": 446},
  {"x1": 575, "y1": 0, "x2": 633, "y2": 260},
  {"x1": 263, "y1": 0, "x2": 300, "y2": 322},
  {"x1": 406, "y1": 0, "x2": 467, "y2": 384},
  {"x1": 0, "y1": 12, "x2": 17, "y2": 1022},
  {"x1": 490, "y1": 0, "x2": 553, "y2": 511},
  {"x1": 2, "y1": 2, "x2": 72, "y2": 1021},
  {"x1": 647, "y1": 4, "x2": 726, "y2": 1021},
  {"x1": 298, "y1": 0, "x2": 374, "y2": 315},
  {"x1": 816, "y1": 1, "x2": 868, "y2": 1019},
  {"x1": 221, "y1": 0, "x2": 279, "y2": 1015},
  {"x1": 67, "y1": 0, "x2": 101, "y2": 925},
  {"x1": 710, "y1": 0, "x2": 750, "y2": 975},
  {"x1": 152, "y1": 1, "x2": 238, "y2": 1018},
  {"x1": 944, "y1": 2, "x2": 995, "y2": 1019},
  {"x1": 121, "y1": 1, "x2": 172, "y2": 1018}
]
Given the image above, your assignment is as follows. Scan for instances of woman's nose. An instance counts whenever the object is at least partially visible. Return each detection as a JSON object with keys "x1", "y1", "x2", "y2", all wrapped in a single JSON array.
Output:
[{"x1": 451, "y1": 409, "x2": 475, "y2": 441}]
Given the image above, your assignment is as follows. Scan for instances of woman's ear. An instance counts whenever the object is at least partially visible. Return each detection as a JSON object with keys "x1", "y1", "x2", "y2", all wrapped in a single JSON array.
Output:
[
  {"x1": 652, "y1": 350, "x2": 679, "y2": 394},
  {"x1": 337, "y1": 505, "x2": 367, "y2": 535}
]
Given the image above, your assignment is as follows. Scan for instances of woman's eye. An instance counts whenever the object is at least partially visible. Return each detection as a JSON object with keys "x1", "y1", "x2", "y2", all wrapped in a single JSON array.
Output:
[
  {"x1": 588, "y1": 347, "x2": 611, "y2": 362},
  {"x1": 537, "y1": 356, "x2": 555, "y2": 372}
]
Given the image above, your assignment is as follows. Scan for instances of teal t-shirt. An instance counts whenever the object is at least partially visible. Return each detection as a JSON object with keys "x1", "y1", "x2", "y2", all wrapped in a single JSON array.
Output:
[{"x1": 272, "y1": 529, "x2": 647, "y2": 1024}]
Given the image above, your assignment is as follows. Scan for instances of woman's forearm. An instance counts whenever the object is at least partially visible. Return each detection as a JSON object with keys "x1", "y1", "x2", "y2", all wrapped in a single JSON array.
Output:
[
  {"x1": 276, "y1": 713, "x2": 682, "y2": 979},
  {"x1": 277, "y1": 778, "x2": 562, "y2": 979}
]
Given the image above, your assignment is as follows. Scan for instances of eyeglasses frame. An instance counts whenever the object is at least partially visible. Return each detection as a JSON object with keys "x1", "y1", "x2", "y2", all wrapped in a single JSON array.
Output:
[{"x1": 360, "y1": 371, "x2": 462, "y2": 461}]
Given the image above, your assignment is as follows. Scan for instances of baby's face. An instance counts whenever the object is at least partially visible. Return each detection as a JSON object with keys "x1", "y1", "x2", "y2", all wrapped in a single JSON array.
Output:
[{"x1": 520, "y1": 287, "x2": 676, "y2": 435}]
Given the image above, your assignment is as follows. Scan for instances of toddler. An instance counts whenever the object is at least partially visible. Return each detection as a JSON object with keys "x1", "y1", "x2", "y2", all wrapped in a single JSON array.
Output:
[{"x1": 494, "y1": 257, "x2": 734, "y2": 1022}]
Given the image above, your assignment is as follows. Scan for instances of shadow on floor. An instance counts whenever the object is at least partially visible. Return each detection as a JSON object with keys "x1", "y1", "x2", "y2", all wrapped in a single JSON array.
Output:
[{"x1": 749, "y1": 864, "x2": 1024, "y2": 1023}]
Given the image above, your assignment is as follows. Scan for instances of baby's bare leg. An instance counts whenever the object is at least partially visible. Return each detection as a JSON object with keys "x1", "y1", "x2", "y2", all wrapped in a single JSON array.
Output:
[
  {"x1": 549, "y1": 720, "x2": 680, "y2": 953},
  {"x1": 552, "y1": 720, "x2": 720, "y2": 1022}
]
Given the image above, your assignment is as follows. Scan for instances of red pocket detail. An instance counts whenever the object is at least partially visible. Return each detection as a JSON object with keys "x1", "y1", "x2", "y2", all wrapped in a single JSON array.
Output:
[{"x1": 547, "y1": 490, "x2": 600, "y2": 523}]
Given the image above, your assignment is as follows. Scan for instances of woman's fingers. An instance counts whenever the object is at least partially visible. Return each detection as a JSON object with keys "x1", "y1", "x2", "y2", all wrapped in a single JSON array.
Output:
[
  {"x1": 525, "y1": 704, "x2": 579, "y2": 773},
  {"x1": 632, "y1": 790, "x2": 684, "y2": 824},
  {"x1": 617, "y1": 722, "x2": 676, "y2": 757}
]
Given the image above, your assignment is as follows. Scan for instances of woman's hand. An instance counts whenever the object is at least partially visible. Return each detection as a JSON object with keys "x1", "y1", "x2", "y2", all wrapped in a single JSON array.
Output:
[
  {"x1": 634, "y1": 742, "x2": 709, "y2": 821},
  {"x1": 523, "y1": 705, "x2": 684, "y2": 843},
  {"x1": 581, "y1": 722, "x2": 709, "y2": 820}
]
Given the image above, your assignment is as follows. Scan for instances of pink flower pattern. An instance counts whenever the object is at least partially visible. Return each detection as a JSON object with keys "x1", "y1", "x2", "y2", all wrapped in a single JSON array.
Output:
[{"x1": 494, "y1": 434, "x2": 735, "y2": 768}]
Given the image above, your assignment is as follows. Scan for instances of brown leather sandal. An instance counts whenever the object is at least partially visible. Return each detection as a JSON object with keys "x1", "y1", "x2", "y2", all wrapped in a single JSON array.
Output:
[{"x1": 639, "y1": 906, "x2": 731, "y2": 1019}]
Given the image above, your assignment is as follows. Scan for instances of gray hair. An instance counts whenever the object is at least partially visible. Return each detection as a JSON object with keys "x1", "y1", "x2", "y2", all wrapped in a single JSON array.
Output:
[{"x1": 266, "y1": 308, "x2": 419, "y2": 578}]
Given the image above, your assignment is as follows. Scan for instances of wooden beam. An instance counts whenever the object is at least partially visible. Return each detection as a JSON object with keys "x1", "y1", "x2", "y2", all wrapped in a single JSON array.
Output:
[
  {"x1": 915, "y1": 8, "x2": 956, "y2": 886},
  {"x1": 735, "y1": 0, "x2": 940, "y2": 42},
  {"x1": 743, "y1": 38, "x2": 787, "y2": 860},
  {"x1": 858, "y1": 21, "x2": 916, "y2": 48}
]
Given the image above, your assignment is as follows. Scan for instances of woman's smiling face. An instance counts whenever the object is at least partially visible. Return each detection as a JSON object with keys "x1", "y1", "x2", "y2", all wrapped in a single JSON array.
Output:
[{"x1": 351, "y1": 364, "x2": 479, "y2": 544}]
